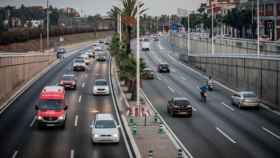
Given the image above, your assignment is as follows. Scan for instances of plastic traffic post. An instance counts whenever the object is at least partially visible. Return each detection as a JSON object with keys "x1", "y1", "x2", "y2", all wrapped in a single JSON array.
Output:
[
  {"x1": 132, "y1": 123, "x2": 137, "y2": 135},
  {"x1": 148, "y1": 149, "x2": 153, "y2": 158},
  {"x1": 158, "y1": 123, "x2": 164, "y2": 134},
  {"x1": 154, "y1": 113, "x2": 158, "y2": 123},
  {"x1": 177, "y1": 149, "x2": 183, "y2": 158}
]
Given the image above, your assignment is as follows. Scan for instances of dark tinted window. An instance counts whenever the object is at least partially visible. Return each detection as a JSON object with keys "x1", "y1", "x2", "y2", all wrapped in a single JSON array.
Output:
[
  {"x1": 174, "y1": 99, "x2": 190, "y2": 106},
  {"x1": 62, "y1": 75, "x2": 74, "y2": 81},
  {"x1": 95, "y1": 120, "x2": 115, "y2": 128},
  {"x1": 243, "y1": 93, "x2": 256, "y2": 98},
  {"x1": 38, "y1": 100, "x2": 64, "y2": 110},
  {"x1": 74, "y1": 59, "x2": 84, "y2": 63}
]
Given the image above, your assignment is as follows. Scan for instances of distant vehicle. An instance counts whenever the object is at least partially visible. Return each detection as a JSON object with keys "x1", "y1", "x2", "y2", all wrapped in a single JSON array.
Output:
[
  {"x1": 142, "y1": 68, "x2": 155, "y2": 80},
  {"x1": 85, "y1": 49, "x2": 94, "y2": 58},
  {"x1": 259, "y1": 35, "x2": 271, "y2": 42},
  {"x1": 158, "y1": 63, "x2": 170, "y2": 73},
  {"x1": 99, "y1": 40, "x2": 104, "y2": 44},
  {"x1": 35, "y1": 86, "x2": 67, "y2": 128},
  {"x1": 56, "y1": 48, "x2": 66, "y2": 58},
  {"x1": 94, "y1": 46, "x2": 103, "y2": 52},
  {"x1": 59, "y1": 74, "x2": 77, "y2": 90},
  {"x1": 167, "y1": 97, "x2": 192, "y2": 117},
  {"x1": 153, "y1": 37, "x2": 159, "y2": 41},
  {"x1": 80, "y1": 54, "x2": 91, "y2": 65},
  {"x1": 141, "y1": 41, "x2": 150, "y2": 51},
  {"x1": 231, "y1": 91, "x2": 260, "y2": 109},
  {"x1": 73, "y1": 58, "x2": 86, "y2": 71},
  {"x1": 93, "y1": 79, "x2": 110, "y2": 95},
  {"x1": 90, "y1": 113, "x2": 120, "y2": 143},
  {"x1": 96, "y1": 54, "x2": 106, "y2": 62}
]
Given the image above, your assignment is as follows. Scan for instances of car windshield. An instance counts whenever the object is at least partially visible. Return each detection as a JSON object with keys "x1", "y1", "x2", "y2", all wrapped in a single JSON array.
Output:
[
  {"x1": 174, "y1": 100, "x2": 190, "y2": 106},
  {"x1": 95, "y1": 80, "x2": 107, "y2": 86},
  {"x1": 160, "y1": 64, "x2": 168, "y2": 68},
  {"x1": 75, "y1": 59, "x2": 84, "y2": 63},
  {"x1": 95, "y1": 120, "x2": 116, "y2": 129},
  {"x1": 62, "y1": 75, "x2": 74, "y2": 81},
  {"x1": 243, "y1": 93, "x2": 256, "y2": 98},
  {"x1": 38, "y1": 99, "x2": 64, "y2": 110}
]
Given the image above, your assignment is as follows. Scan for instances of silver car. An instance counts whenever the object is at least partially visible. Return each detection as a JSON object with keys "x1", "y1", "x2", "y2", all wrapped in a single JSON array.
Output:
[{"x1": 231, "y1": 91, "x2": 260, "y2": 109}]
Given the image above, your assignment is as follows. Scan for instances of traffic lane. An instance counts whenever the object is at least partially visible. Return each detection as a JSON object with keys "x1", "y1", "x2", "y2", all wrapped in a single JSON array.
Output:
[
  {"x1": 0, "y1": 48, "x2": 87, "y2": 157},
  {"x1": 152, "y1": 40, "x2": 280, "y2": 131},
  {"x1": 142, "y1": 53, "x2": 255, "y2": 158},
  {"x1": 15, "y1": 52, "x2": 92, "y2": 158},
  {"x1": 71, "y1": 59, "x2": 129, "y2": 158},
  {"x1": 147, "y1": 44, "x2": 280, "y2": 157}
]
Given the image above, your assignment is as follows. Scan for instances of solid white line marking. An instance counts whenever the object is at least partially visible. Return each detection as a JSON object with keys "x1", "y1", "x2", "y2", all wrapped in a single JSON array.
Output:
[
  {"x1": 30, "y1": 116, "x2": 36, "y2": 127},
  {"x1": 168, "y1": 86, "x2": 175, "y2": 93},
  {"x1": 157, "y1": 75, "x2": 162, "y2": 80},
  {"x1": 82, "y1": 82, "x2": 85, "y2": 88},
  {"x1": 262, "y1": 127, "x2": 280, "y2": 140},
  {"x1": 222, "y1": 102, "x2": 234, "y2": 111},
  {"x1": 12, "y1": 150, "x2": 18, "y2": 158},
  {"x1": 70, "y1": 149, "x2": 74, "y2": 158},
  {"x1": 74, "y1": 115, "x2": 79, "y2": 127},
  {"x1": 78, "y1": 96, "x2": 82, "y2": 103},
  {"x1": 216, "y1": 127, "x2": 237, "y2": 144}
]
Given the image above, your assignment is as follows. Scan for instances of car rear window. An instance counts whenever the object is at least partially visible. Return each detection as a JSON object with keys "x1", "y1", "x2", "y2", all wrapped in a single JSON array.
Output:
[
  {"x1": 160, "y1": 64, "x2": 169, "y2": 68},
  {"x1": 62, "y1": 75, "x2": 74, "y2": 81},
  {"x1": 174, "y1": 100, "x2": 190, "y2": 106},
  {"x1": 95, "y1": 120, "x2": 116, "y2": 128},
  {"x1": 75, "y1": 59, "x2": 84, "y2": 63},
  {"x1": 95, "y1": 80, "x2": 107, "y2": 86},
  {"x1": 38, "y1": 99, "x2": 64, "y2": 110},
  {"x1": 243, "y1": 93, "x2": 256, "y2": 98}
]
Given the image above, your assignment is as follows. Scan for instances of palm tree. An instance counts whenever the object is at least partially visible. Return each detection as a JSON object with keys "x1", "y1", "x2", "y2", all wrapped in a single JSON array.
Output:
[
  {"x1": 120, "y1": 0, "x2": 147, "y2": 54},
  {"x1": 107, "y1": 6, "x2": 121, "y2": 32}
]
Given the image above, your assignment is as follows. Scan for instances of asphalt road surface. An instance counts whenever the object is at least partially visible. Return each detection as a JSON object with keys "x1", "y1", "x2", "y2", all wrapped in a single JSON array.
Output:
[
  {"x1": 137, "y1": 37, "x2": 280, "y2": 158},
  {"x1": 0, "y1": 45, "x2": 130, "y2": 158}
]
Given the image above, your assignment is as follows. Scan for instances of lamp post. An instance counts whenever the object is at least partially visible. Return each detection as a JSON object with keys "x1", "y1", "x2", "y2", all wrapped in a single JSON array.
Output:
[
  {"x1": 136, "y1": 0, "x2": 140, "y2": 117},
  {"x1": 211, "y1": 1, "x2": 215, "y2": 55},
  {"x1": 257, "y1": 0, "x2": 260, "y2": 57},
  {"x1": 46, "y1": 0, "x2": 49, "y2": 50}
]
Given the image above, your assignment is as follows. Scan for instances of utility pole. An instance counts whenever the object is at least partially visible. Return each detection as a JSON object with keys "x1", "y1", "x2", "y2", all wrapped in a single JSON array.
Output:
[
  {"x1": 136, "y1": 0, "x2": 140, "y2": 117},
  {"x1": 257, "y1": 0, "x2": 260, "y2": 56},
  {"x1": 187, "y1": 11, "x2": 190, "y2": 55},
  {"x1": 211, "y1": 1, "x2": 215, "y2": 55},
  {"x1": 46, "y1": 0, "x2": 50, "y2": 50}
]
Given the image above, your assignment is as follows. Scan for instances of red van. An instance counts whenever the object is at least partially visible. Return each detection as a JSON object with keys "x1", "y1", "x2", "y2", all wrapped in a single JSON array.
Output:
[{"x1": 35, "y1": 86, "x2": 67, "y2": 128}]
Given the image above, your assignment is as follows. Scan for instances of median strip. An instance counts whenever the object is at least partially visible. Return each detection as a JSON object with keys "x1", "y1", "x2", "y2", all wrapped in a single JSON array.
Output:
[
  {"x1": 30, "y1": 116, "x2": 37, "y2": 127},
  {"x1": 78, "y1": 96, "x2": 82, "y2": 103},
  {"x1": 221, "y1": 102, "x2": 234, "y2": 111},
  {"x1": 74, "y1": 115, "x2": 79, "y2": 127},
  {"x1": 168, "y1": 86, "x2": 175, "y2": 93}
]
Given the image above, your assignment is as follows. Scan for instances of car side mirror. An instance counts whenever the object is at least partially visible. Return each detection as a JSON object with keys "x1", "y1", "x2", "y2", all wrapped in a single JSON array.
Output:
[
  {"x1": 35, "y1": 105, "x2": 39, "y2": 110},
  {"x1": 90, "y1": 124, "x2": 94, "y2": 129},
  {"x1": 117, "y1": 125, "x2": 121, "y2": 128},
  {"x1": 64, "y1": 106, "x2": 68, "y2": 110}
]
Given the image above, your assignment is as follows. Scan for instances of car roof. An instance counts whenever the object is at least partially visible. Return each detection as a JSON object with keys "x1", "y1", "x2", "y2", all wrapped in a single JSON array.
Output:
[
  {"x1": 63, "y1": 74, "x2": 74, "y2": 77},
  {"x1": 95, "y1": 113, "x2": 114, "y2": 121},
  {"x1": 159, "y1": 63, "x2": 169, "y2": 65},
  {"x1": 95, "y1": 79, "x2": 107, "y2": 82},
  {"x1": 40, "y1": 86, "x2": 65, "y2": 100},
  {"x1": 173, "y1": 97, "x2": 189, "y2": 101},
  {"x1": 239, "y1": 91, "x2": 255, "y2": 95}
]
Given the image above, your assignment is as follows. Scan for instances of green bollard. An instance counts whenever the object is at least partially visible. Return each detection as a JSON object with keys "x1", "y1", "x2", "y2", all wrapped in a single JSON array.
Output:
[
  {"x1": 132, "y1": 123, "x2": 137, "y2": 135},
  {"x1": 158, "y1": 123, "x2": 164, "y2": 134},
  {"x1": 177, "y1": 149, "x2": 183, "y2": 158},
  {"x1": 154, "y1": 113, "x2": 158, "y2": 123},
  {"x1": 129, "y1": 117, "x2": 134, "y2": 125},
  {"x1": 148, "y1": 149, "x2": 153, "y2": 158}
]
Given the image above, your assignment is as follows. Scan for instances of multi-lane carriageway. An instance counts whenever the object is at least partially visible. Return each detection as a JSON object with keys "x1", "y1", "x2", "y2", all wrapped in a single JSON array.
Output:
[{"x1": 0, "y1": 45, "x2": 130, "y2": 158}]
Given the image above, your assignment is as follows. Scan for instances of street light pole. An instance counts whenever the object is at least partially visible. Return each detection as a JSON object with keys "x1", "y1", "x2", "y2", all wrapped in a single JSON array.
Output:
[
  {"x1": 211, "y1": 2, "x2": 215, "y2": 55},
  {"x1": 257, "y1": 0, "x2": 260, "y2": 56},
  {"x1": 136, "y1": 0, "x2": 140, "y2": 117},
  {"x1": 187, "y1": 11, "x2": 190, "y2": 55},
  {"x1": 46, "y1": 0, "x2": 49, "y2": 50}
]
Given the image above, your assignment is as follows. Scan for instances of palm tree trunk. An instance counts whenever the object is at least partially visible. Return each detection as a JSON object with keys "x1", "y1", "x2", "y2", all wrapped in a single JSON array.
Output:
[{"x1": 127, "y1": 26, "x2": 132, "y2": 54}]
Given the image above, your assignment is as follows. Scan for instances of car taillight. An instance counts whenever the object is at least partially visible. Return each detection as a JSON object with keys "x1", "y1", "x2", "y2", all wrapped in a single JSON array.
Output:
[
  {"x1": 72, "y1": 81, "x2": 76, "y2": 85},
  {"x1": 60, "y1": 81, "x2": 64, "y2": 85}
]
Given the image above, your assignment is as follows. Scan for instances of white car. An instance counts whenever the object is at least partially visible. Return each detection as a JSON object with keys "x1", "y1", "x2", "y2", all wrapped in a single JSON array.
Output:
[
  {"x1": 93, "y1": 79, "x2": 110, "y2": 95},
  {"x1": 80, "y1": 54, "x2": 91, "y2": 65},
  {"x1": 73, "y1": 58, "x2": 87, "y2": 71},
  {"x1": 90, "y1": 113, "x2": 120, "y2": 143}
]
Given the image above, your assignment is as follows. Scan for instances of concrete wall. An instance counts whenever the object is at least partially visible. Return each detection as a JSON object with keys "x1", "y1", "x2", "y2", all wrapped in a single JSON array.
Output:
[
  {"x1": 189, "y1": 55, "x2": 280, "y2": 109},
  {"x1": 0, "y1": 53, "x2": 56, "y2": 103}
]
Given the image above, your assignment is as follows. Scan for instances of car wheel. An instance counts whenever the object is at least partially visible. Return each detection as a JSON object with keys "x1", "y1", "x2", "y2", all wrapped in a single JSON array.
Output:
[
  {"x1": 186, "y1": 113, "x2": 192, "y2": 118},
  {"x1": 170, "y1": 110, "x2": 175, "y2": 117},
  {"x1": 167, "y1": 108, "x2": 170, "y2": 114},
  {"x1": 238, "y1": 102, "x2": 242, "y2": 109},
  {"x1": 231, "y1": 100, "x2": 235, "y2": 105}
]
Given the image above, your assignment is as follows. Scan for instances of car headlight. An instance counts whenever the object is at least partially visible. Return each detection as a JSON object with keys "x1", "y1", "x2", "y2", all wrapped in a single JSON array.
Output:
[
  {"x1": 113, "y1": 134, "x2": 119, "y2": 138},
  {"x1": 94, "y1": 134, "x2": 99, "y2": 138},
  {"x1": 37, "y1": 116, "x2": 43, "y2": 120},
  {"x1": 58, "y1": 115, "x2": 65, "y2": 120}
]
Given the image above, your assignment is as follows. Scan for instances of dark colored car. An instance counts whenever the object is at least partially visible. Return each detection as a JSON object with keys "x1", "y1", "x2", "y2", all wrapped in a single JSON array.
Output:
[
  {"x1": 158, "y1": 63, "x2": 170, "y2": 73},
  {"x1": 167, "y1": 97, "x2": 192, "y2": 117},
  {"x1": 56, "y1": 48, "x2": 66, "y2": 58},
  {"x1": 59, "y1": 74, "x2": 77, "y2": 90}
]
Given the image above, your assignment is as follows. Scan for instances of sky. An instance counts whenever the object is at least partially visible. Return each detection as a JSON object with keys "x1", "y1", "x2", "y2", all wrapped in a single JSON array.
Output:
[{"x1": 0, "y1": 0, "x2": 207, "y2": 16}]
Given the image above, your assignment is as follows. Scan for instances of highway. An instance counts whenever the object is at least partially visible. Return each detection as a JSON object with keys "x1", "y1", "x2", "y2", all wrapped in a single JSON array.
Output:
[
  {"x1": 0, "y1": 45, "x2": 130, "y2": 158},
  {"x1": 138, "y1": 37, "x2": 280, "y2": 158}
]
